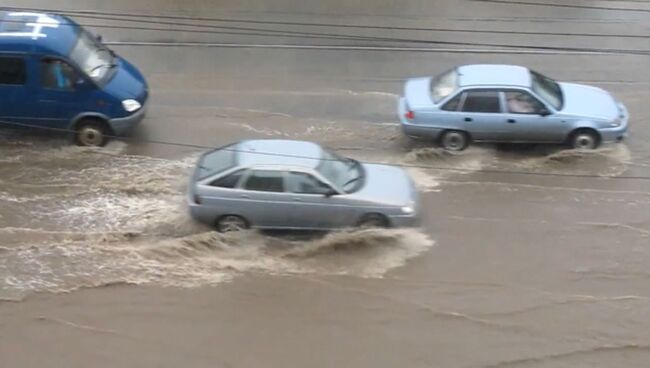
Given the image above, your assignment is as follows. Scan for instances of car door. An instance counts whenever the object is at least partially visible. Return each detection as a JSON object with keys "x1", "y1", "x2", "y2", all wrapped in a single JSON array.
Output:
[
  {"x1": 502, "y1": 90, "x2": 569, "y2": 142},
  {"x1": 285, "y1": 171, "x2": 353, "y2": 229},
  {"x1": 424, "y1": 91, "x2": 465, "y2": 129},
  {"x1": 0, "y1": 55, "x2": 31, "y2": 126},
  {"x1": 458, "y1": 90, "x2": 506, "y2": 141},
  {"x1": 236, "y1": 169, "x2": 295, "y2": 228},
  {"x1": 32, "y1": 57, "x2": 87, "y2": 128}
]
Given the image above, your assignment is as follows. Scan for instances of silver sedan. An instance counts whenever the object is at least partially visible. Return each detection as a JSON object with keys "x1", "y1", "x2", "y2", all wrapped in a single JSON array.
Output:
[{"x1": 187, "y1": 139, "x2": 420, "y2": 232}]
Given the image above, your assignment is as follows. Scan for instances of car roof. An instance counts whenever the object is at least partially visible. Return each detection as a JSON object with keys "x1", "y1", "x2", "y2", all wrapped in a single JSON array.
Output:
[
  {"x1": 457, "y1": 64, "x2": 531, "y2": 88},
  {"x1": 0, "y1": 11, "x2": 80, "y2": 56},
  {"x1": 235, "y1": 139, "x2": 324, "y2": 169}
]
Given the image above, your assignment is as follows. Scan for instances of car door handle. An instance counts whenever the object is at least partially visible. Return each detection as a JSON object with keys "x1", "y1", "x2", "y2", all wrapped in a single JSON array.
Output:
[
  {"x1": 293, "y1": 198, "x2": 303, "y2": 202},
  {"x1": 464, "y1": 117, "x2": 473, "y2": 122},
  {"x1": 39, "y1": 99, "x2": 57, "y2": 103},
  {"x1": 507, "y1": 119, "x2": 516, "y2": 123},
  {"x1": 240, "y1": 194, "x2": 250, "y2": 198}
]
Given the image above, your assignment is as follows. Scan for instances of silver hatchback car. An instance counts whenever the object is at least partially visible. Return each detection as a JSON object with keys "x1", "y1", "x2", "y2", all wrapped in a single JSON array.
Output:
[
  {"x1": 399, "y1": 64, "x2": 629, "y2": 151},
  {"x1": 187, "y1": 140, "x2": 419, "y2": 232}
]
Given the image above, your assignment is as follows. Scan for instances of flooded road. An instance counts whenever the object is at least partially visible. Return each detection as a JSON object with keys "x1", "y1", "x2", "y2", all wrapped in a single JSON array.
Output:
[{"x1": 2, "y1": 0, "x2": 650, "y2": 367}]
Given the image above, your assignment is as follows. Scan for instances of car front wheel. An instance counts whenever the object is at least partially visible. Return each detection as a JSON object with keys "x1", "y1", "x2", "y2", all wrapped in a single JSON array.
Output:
[
  {"x1": 357, "y1": 214, "x2": 389, "y2": 229},
  {"x1": 75, "y1": 119, "x2": 109, "y2": 147},
  {"x1": 216, "y1": 215, "x2": 249, "y2": 233},
  {"x1": 570, "y1": 129, "x2": 600, "y2": 150},
  {"x1": 440, "y1": 130, "x2": 469, "y2": 151}
]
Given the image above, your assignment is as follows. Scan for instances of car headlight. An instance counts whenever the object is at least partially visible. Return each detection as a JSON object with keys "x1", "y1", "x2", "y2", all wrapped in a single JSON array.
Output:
[
  {"x1": 401, "y1": 205, "x2": 414, "y2": 214},
  {"x1": 609, "y1": 118, "x2": 622, "y2": 127},
  {"x1": 122, "y1": 99, "x2": 142, "y2": 113}
]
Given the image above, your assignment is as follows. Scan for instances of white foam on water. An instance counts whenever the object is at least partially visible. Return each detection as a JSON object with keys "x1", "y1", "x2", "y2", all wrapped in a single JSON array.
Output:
[{"x1": 0, "y1": 228, "x2": 434, "y2": 299}]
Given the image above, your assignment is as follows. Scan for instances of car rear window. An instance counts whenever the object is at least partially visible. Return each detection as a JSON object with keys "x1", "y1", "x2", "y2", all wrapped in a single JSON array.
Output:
[
  {"x1": 198, "y1": 145, "x2": 236, "y2": 180},
  {"x1": 431, "y1": 69, "x2": 458, "y2": 103}
]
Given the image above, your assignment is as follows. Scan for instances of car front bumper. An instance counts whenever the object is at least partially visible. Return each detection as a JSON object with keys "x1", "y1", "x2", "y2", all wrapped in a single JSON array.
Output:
[
  {"x1": 109, "y1": 103, "x2": 148, "y2": 136},
  {"x1": 388, "y1": 213, "x2": 420, "y2": 228},
  {"x1": 598, "y1": 102, "x2": 629, "y2": 143}
]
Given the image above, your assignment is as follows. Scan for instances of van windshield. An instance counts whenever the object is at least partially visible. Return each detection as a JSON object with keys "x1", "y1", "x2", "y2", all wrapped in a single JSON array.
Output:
[{"x1": 69, "y1": 30, "x2": 115, "y2": 83}]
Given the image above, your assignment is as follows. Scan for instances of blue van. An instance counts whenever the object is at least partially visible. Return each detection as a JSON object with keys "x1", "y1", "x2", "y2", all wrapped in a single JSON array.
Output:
[{"x1": 0, "y1": 11, "x2": 148, "y2": 146}]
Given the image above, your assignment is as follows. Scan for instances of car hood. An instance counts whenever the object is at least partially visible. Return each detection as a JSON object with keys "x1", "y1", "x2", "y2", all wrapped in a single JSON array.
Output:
[
  {"x1": 352, "y1": 164, "x2": 417, "y2": 206},
  {"x1": 103, "y1": 58, "x2": 148, "y2": 102},
  {"x1": 404, "y1": 77, "x2": 435, "y2": 109},
  {"x1": 559, "y1": 82, "x2": 618, "y2": 121}
]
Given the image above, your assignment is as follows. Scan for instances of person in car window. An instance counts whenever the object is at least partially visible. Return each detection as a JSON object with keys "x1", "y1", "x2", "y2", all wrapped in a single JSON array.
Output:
[
  {"x1": 41, "y1": 59, "x2": 75, "y2": 89},
  {"x1": 507, "y1": 92, "x2": 538, "y2": 114}
]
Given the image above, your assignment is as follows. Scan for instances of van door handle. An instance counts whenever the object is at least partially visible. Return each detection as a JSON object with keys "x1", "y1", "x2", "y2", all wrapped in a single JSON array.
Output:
[
  {"x1": 507, "y1": 119, "x2": 516, "y2": 123},
  {"x1": 464, "y1": 117, "x2": 473, "y2": 122}
]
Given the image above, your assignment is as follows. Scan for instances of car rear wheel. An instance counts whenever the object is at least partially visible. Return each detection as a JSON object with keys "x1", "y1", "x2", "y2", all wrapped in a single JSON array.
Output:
[
  {"x1": 216, "y1": 215, "x2": 249, "y2": 233},
  {"x1": 357, "y1": 214, "x2": 389, "y2": 229},
  {"x1": 570, "y1": 129, "x2": 600, "y2": 150},
  {"x1": 440, "y1": 130, "x2": 469, "y2": 151},
  {"x1": 75, "y1": 119, "x2": 109, "y2": 147}
]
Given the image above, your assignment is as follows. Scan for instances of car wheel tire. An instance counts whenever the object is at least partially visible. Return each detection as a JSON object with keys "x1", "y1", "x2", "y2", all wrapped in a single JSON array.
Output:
[
  {"x1": 357, "y1": 214, "x2": 389, "y2": 229},
  {"x1": 570, "y1": 129, "x2": 600, "y2": 150},
  {"x1": 75, "y1": 119, "x2": 109, "y2": 147},
  {"x1": 440, "y1": 130, "x2": 469, "y2": 151},
  {"x1": 216, "y1": 215, "x2": 248, "y2": 233}
]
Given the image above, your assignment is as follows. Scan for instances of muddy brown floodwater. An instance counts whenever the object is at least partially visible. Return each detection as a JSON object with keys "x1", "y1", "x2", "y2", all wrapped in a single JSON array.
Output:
[{"x1": 2, "y1": 0, "x2": 650, "y2": 367}]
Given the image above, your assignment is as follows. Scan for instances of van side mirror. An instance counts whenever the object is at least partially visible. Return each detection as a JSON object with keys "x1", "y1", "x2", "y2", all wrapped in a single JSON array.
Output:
[
  {"x1": 539, "y1": 108, "x2": 551, "y2": 116},
  {"x1": 75, "y1": 77, "x2": 88, "y2": 87}
]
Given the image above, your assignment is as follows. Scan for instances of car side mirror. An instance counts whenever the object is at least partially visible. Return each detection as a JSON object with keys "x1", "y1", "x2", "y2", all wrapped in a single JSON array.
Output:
[
  {"x1": 539, "y1": 108, "x2": 551, "y2": 116},
  {"x1": 324, "y1": 189, "x2": 338, "y2": 198},
  {"x1": 96, "y1": 34, "x2": 103, "y2": 43},
  {"x1": 75, "y1": 77, "x2": 90, "y2": 89}
]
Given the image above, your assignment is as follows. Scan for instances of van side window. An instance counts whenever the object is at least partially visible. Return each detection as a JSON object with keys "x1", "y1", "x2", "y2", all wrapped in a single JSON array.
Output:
[
  {"x1": 41, "y1": 59, "x2": 76, "y2": 90},
  {"x1": 0, "y1": 57, "x2": 26, "y2": 85}
]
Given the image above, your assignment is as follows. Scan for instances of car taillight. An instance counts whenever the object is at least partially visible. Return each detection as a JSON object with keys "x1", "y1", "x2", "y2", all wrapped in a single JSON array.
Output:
[
  {"x1": 193, "y1": 194, "x2": 202, "y2": 204},
  {"x1": 405, "y1": 110, "x2": 415, "y2": 120}
]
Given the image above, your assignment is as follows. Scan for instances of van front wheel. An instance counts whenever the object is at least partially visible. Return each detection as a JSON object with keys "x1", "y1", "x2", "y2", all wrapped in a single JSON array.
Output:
[{"x1": 75, "y1": 119, "x2": 108, "y2": 147}]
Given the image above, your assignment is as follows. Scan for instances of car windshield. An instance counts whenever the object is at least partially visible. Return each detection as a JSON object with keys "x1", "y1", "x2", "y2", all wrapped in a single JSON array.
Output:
[
  {"x1": 197, "y1": 146, "x2": 236, "y2": 180},
  {"x1": 430, "y1": 69, "x2": 458, "y2": 103},
  {"x1": 316, "y1": 150, "x2": 364, "y2": 193},
  {"x1": 531, "y1": 70, "x2": 563, "y2": 110},
  {"x1": 69, "y1": 30, "x2": 115, "y2": 83}
]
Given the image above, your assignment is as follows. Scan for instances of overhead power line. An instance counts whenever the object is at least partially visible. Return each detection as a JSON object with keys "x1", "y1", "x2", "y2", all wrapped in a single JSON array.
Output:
[
  {"x1": 473, "y1": 0, "x2": 650, "y2": 13},
  {"x1": 3, "y1": 6, "x2": 650, "y2": 39},
  {"x1": 1, "y1": 7, "x2": 649, "y2": 56},
  {"x1": 2, "y1": 119, "x2": 649, "y2": 181}
]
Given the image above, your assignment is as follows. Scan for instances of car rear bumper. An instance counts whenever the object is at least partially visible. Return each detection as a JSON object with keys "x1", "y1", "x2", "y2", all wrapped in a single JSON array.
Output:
[
  {"x1": 398, "y1": 97, "x2": 442, "y2": 140},
  {"x1": 109, "y1": 103, "x2": 147, "y2": 136}
]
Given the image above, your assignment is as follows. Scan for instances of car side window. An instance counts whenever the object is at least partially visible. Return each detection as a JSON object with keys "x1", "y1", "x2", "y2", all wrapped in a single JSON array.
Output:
[
  {"x1": 461, "y1": 91, "x2": 501, "y2": 113},
  {"x1": 0, "y1": 57, "x2": 26, "y2": 85},
  {"x1": 243, "y1": 170, "x2": 284, "y2": 192},
  {"x1": 441, "y1": 93, "x2": 462, "y2": 111},
  {"x1": 505, "y1": 91, "x2": 545, "y2": 114},
  {"x1": 41, "y1": 59, "x2": 76, "y2": 90},
  {"x1": 286, "y1": 172, "x2": 332, "y2": 195},
  {"x1": 210, "y1": 169, "x2": 245, "y2": 189}
]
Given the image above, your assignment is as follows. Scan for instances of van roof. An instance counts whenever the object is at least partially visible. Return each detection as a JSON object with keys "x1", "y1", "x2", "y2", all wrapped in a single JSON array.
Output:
[{"x1": 0, "y1": 11, "x2": 81, "y2": 56}]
